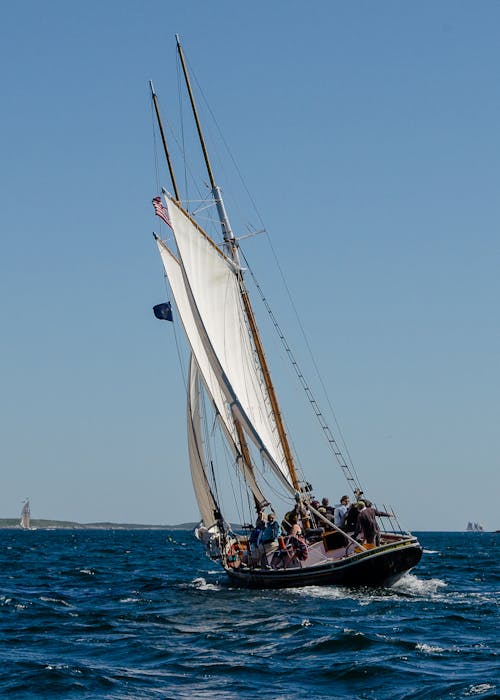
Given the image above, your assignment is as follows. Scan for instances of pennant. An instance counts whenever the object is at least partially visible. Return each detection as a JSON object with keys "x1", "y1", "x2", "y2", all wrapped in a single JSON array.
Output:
[{"x1": 153, "y1": 302, "x2": 173, "y2": 322}]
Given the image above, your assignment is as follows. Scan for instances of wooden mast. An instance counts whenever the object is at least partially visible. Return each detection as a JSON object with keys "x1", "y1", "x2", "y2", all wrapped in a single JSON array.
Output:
[
  {"x1": 238, "y1": 286, "x2": 300, "y2": 491},
  {"x1": 149, "y1": 80, "x2": 180, "y2": 202},
  {"x1": 175, "y1": 35, "x2": 301, "y2": 492}
]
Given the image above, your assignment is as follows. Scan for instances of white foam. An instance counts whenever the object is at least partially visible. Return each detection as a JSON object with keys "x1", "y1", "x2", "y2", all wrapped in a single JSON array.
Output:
[
  {"x1": 191, "y1": 577, "x2": 221, "y2": 591},
  {"x1": 466, "y1": 684, "x2": 495, "y2": 696},
  {"x1": 287, "y1": 585, "x2": 349, "y2": 600},
  {"x1": 40, "y1": 596, "x2": 71, "y2": 607},
  {"x1": 416, "y1": 642, "x2": 445, "y2": 654},
  {"x1": 392, "y1": 573, "x2": 447, "y2": 597}
]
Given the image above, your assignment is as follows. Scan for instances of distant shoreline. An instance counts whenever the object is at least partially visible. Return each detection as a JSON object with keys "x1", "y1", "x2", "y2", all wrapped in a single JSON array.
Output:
[
  {"x1": 0, "y1": 519, "x2": 497, "y2": 532},
  {"x1": 0, "y1": 518, "x2": 199, "y2": 530}
]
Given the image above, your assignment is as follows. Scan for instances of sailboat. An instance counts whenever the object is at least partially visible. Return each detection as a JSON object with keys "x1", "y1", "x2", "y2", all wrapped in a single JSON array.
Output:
[
  {"x1": 20, "y1": 499, "x2": 31, "y2": 530},
  {"x1": 149, "y1": 36, "x2": 422, "y2": 589}
]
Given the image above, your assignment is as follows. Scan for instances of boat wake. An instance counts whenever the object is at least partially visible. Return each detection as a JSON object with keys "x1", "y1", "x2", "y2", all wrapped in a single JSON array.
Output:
[
  {"x1": 287, "y1": 585, "x2": 351, "y2": 600},
  {"x1": 284, "y1": 573, "x2": 448, "y2": 602},
  {"x1": 392, "y1": 573, "x2": 447, "y2": 597}
]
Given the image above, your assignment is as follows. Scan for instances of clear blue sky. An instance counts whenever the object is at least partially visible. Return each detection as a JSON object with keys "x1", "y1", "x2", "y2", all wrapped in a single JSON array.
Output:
[{"x1": 1, "y1": 1, "x2": 498, "y2": 530}]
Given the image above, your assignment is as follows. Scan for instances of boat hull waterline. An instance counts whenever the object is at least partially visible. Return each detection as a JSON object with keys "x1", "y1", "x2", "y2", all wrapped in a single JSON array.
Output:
[{"x1": 225, "y1": 538, "x2": 423, "y2": 589}]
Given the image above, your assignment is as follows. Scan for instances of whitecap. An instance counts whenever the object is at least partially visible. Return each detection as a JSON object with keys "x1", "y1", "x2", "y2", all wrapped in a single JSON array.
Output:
[
  {"x1": 423, "y1": 549, "x2": 439, "y2": 554},
  {"x1": 119, "y1": 597, "x2": 141, "y2": 603},
  {"x1": 301, "y1": 619, "x2": 312, "y2": 627},
  {"x1": 342, "y1": 627, "x2": 365, "y2": 636},
  {"x1": 40, "y1": 596, "x2": 71, "y2": 607},
  {"x1": 191, "y1": 577, "x2": 221, "y2": 591},
  {"x1": 416, "y1": 642, "x2": 445, "y2": 653},
  {"x1": 466, "y1": 684, "x2": 495, "y2": 696}
]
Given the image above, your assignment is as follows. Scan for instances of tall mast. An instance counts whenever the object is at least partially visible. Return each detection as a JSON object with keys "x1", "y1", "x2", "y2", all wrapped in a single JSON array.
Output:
[
  {"x1": 175, "y1": 35, "x2": 300, "y2": 491},
  {"x1": 175, "y1": 34, "x2": 238, "y2": 263},
  {"x1": 149, "y1": 80, "x2": 180, "y2": 202}
]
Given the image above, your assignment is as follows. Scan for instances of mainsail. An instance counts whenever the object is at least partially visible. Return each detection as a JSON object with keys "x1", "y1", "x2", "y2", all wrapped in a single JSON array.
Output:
[{"x1": 159, "y1": 195, "x2": 294, "y2": 492}]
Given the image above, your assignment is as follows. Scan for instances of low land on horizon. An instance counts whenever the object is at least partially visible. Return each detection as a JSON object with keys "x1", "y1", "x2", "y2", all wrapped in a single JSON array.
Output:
[
  {"x1": 0, "y1": 519, "x2": 497, "y2": 532},
  {"x1": 0, "y1": 518, "x2": 199, "y2": 530}
]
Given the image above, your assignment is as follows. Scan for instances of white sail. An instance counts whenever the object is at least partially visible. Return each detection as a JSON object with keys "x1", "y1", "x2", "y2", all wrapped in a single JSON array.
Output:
[
  {"x1": 187, "y1": 356, "x2": 219, "y2": 527},
  {"x1": 163, "y1": 196, "x2": 293, "y2": 490},
  {"x1": 156, "y1": 237, "x2": 269, "y2": 505},
  {"x1": 20, "y1": 499, "x2": 31, "y2": 529},
  {"x1": 156, "y1": 238, "x2": 235, "y2": 440}
]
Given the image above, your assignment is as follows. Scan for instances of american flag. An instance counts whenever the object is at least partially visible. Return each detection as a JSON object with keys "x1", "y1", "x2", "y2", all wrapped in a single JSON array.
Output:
[{"x1": 152, "y1": 196, "x2": 172, "y2": 228}]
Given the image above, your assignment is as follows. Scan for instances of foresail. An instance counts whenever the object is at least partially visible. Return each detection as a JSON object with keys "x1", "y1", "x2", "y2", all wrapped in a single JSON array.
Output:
[
  {"x1": 187, "y1": 356, "x2": 218, "y2": 527},
  {"x1": 163, "y1": 196, "x2": 294, "y2": 492},
  {"x1": 156, "y1": 238, "x2": 269, "y2": 505},
  {"x1": 156, "y1": 238, "x2": 235, "y2": 442}
]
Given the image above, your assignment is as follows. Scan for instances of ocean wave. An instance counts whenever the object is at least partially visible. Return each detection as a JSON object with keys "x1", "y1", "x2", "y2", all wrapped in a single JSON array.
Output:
[{"x1": 1, "y1": 529, "x2": 496, "y2": 700}]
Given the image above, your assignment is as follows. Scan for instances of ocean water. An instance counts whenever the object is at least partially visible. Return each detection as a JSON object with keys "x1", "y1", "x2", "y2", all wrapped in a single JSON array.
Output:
[{"x1": 0, "y1": 530, "x2": 497, "y2": 699}]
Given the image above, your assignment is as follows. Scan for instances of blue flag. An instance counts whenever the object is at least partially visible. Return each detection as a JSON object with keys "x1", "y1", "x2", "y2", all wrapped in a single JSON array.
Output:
[{"x1": 153, "y1": 302, "x2": 173, "y2": 322}]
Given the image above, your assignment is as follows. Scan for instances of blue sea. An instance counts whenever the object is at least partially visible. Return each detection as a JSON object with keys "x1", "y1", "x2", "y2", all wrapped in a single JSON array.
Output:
[{"x1": 0, "y1": 530, "x2": 498, "y2": 699}]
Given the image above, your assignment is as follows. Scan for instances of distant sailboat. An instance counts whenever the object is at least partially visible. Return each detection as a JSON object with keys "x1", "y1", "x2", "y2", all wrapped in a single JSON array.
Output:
[
  {"x1": 466, "y1": 521, "x2": 484, "y2": 532},
  {"x1": 20, "y1": 499, "x2": 31, "y2": 529}
]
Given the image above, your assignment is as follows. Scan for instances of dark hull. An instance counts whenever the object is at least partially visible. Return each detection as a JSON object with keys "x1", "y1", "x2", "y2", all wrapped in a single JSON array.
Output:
[{"x1": 225, "y1": 538, "x2": 423, "y2": 590}]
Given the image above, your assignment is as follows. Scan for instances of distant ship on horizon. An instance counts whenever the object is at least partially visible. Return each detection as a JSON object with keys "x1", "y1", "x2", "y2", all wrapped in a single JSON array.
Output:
[
  {"x1": 20, "y1": 498, "x2": 32, "y2": 530},
  {"x1": 466, "y1": 521, "x2": 484, "y2": 532}
]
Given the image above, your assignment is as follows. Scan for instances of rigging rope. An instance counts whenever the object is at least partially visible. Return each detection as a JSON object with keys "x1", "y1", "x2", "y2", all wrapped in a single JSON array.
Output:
[
  {"x1": 179, "y1": 60, "x2": 364, "y2": 493},
  {"x1": 240, "y1": 249, "x2": 363, "y2": 496}
]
